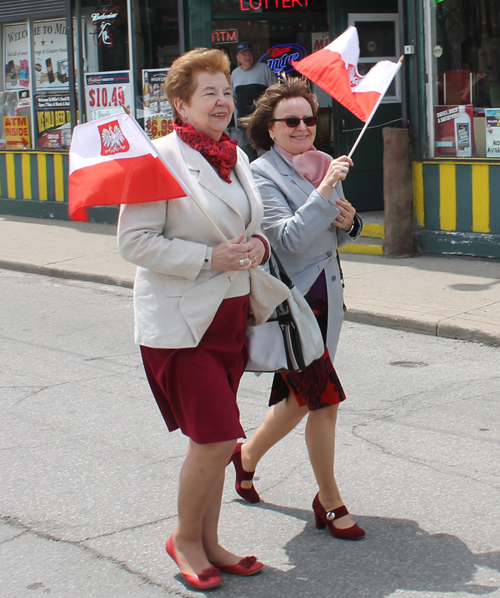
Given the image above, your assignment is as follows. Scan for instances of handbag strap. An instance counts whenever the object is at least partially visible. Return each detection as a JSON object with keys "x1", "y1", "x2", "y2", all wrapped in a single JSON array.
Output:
[{"x1": 268, "y1": 248, "x2": 294, "y2": 289}]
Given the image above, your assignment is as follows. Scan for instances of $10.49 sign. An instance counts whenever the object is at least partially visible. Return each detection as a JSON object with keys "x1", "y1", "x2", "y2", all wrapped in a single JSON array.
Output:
[{"x1": 85, "y1": 71, "x2": 132, "y2": 121}]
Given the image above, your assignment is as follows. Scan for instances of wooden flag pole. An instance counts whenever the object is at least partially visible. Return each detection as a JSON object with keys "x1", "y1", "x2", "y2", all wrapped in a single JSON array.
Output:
[
  {"x1": 121, "y1": 105, "x2": 229, "y2": 243},
  {"x1": 332, "y1": 55, "x2": 404, "y2": 188}
]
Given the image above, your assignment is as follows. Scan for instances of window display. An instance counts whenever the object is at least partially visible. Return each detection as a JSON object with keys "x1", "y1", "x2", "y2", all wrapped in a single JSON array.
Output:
[{"x1": 430, "y1": 0, "x2": 500, "y2": 158}]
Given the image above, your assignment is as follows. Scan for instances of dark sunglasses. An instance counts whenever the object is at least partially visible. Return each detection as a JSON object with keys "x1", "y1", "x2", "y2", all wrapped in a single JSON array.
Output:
[{"x1": 270, "y1": 116, "x2": 318, "y2": 128}]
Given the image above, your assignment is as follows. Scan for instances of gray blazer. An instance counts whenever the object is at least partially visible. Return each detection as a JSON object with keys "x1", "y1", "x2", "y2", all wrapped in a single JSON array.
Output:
[{"x1": 251, "y1": 146, "x2": 363, "y2": 362}]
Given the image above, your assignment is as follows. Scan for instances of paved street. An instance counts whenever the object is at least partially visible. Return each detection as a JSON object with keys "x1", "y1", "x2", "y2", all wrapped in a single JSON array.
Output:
[{"x1": 1, "y1": 269, "x2": 500, "y2": 598}]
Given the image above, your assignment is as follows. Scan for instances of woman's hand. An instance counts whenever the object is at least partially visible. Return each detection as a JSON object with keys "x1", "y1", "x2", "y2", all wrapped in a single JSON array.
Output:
[
  {"x1": 246, "y1": 236, "x2": 266, "y2": 268},
  {"x1": 317, "y1": 156, "x2": 354, "y2": 200},
  {"x1": 332, "y1": 198, "x2": 356, "y2": 232},
  {"x1": 211, "y1": 234, "x2": 253, "y2": 271}
]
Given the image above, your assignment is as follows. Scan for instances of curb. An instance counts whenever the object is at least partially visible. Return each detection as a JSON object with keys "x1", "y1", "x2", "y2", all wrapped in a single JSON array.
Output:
[{"x1": 3, "y1": 259, "x2": 499, "y2": 348}]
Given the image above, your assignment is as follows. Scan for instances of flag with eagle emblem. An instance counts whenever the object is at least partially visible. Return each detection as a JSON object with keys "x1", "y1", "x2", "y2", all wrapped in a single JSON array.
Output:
[{"x1": 69, "y1": 113, "x2": 190, "y2": 222}]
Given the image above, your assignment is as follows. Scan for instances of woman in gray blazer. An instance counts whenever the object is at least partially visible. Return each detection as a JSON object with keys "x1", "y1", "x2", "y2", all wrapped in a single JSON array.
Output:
[
  {"x1": 118, "y1": 49, "x2": 288, "y2": 589},
  {"x1": 229, "y1": 77, "x2": 365, "y2": 540}
]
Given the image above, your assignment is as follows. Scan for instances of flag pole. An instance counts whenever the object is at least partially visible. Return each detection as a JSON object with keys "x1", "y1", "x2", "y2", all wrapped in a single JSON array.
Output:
[
  {"x1": 347, "y1": 56, "x2": 404, "y2": 159},
  {"x1": 121, "y1": 105, "x2": 229, "y2": 243},
  {"x1": 332, "y1": 56, "x2": 403, "y2": 188}
]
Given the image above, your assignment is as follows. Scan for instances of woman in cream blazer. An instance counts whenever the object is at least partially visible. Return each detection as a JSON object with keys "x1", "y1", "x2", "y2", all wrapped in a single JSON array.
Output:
[{"x1": 118, "y1": 49, "x2": 286, "y2": 590}]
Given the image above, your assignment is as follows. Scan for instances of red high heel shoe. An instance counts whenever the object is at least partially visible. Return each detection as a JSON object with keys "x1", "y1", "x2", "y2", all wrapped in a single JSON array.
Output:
[
  {"x1": 229, "y1": 442, "x2": 261, "y2": 503},
  {"x1": 166, "y1": 536, "x2": 223, "y2": 590},
  {"x1": 312, "y1": 494, "x2": 365, "y2": 540},
  {"x1": 212, "y1": 556, "x2": 264, "y2": 576}
]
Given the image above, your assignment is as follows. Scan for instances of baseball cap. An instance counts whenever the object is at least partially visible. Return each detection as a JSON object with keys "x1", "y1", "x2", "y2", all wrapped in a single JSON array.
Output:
[{"x1": 235, "y1": 42, "x2": 253, "y2": 54}]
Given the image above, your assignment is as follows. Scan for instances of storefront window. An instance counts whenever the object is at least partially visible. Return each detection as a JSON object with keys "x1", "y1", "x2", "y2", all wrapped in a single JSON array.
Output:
[
  {"x1": 430, "y1": 0, "x2": 500, "y2": 158},
  {"x1": 132, "y1": 0, "x2": 181, "y2": 139}
]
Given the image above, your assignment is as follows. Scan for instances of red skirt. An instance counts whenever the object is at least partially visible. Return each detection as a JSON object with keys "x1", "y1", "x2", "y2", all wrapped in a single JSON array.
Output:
[
  {"x1": 270, "y1": 297, "x2": 346, "y2": 410},
  {"x1": 140, "y1": 295, "x2": 249, "y2": 444}
]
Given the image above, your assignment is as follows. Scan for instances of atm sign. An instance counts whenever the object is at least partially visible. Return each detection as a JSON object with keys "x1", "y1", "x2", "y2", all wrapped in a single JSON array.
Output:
[{"x1": 212, "y1": 29, "x2": 238, "y2": 43}]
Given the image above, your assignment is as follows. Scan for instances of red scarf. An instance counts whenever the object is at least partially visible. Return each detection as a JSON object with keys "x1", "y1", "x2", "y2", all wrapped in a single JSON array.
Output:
[{"x1": 173, "y1": 119, "x2": 238, "y2": 183}]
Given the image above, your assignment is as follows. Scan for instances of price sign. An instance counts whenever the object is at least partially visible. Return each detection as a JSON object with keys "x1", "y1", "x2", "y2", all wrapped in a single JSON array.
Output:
[
  {"x1": 85, "y1": 71, "x2": 132, "y2": 121},
  {"x1": 146, "y1": 116, "x2": 173, "y2": 139}
]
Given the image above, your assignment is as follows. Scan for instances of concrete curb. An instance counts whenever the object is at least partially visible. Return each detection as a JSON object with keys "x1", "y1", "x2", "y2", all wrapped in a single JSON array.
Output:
[
  {"x1": 345, "y1": 309, "x2": 500, "y2": 347},
  {"x1": 3, "y1": 258, "x2": 500, "y2": 348}
]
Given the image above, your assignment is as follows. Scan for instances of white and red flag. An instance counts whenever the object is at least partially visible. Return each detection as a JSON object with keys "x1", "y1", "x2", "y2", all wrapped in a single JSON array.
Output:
[
  {"x1": 69, "y1": 113, "x2": 189, "y2": 222},
  {"x1": 292, "y1": 26, "x2": 402, "y2": 123}
]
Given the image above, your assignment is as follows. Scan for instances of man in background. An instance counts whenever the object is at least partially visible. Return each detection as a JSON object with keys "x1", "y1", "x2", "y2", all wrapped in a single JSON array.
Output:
[{"x1": 231, "y1": 42, "x2": 276, "y2": 160}]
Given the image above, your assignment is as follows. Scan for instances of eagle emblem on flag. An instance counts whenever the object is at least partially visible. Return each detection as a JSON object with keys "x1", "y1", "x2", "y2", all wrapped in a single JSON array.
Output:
[{"x1": 98, "y1": 120, "x2": 130, "y2": 155}]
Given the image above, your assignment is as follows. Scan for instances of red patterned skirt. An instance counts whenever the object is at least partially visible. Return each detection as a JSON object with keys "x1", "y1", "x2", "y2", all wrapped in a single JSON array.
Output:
[
  {"x1": 140, "y1": 295, "x2": 249, "y2": 444},
  {"x1": 270, "y1": 298, "x2": 346, "y2": 410}
]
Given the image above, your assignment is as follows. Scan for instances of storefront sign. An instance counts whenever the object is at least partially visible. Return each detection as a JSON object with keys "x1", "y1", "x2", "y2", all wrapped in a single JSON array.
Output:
[
  {"x1": 35, "y1": 93, "x2": 72, "y2": 149},
  {"x1": 212, "y1": 30, "x2": 238, "y2": 44},
  {"x1": 85, "y1": 71, "x2": 132, "y2": 121},
  {"x1": 311, "y1": 32, "x2": 329, "y2": 53},
  {"x1": 434, "y1": 105, "x2": 474, "y2": 158},
  {"x1": 259, "y1": 44, "x2": 307, "y2": 74},
  {"x1": 91, "y1": 7, "x2": 120, "y2": 47},
  {"x1": 3, "y1": 115, "x2": 30, "y2": 148},
  {"x1": 240, "y1": 0, "x2": 308, "y2": 10},
  {"x1": 142, "y1": 69, "x2": 173, "y2": 139},
  {"x1": 486, "y1": 109, "x2": 500, "y2": 157}
]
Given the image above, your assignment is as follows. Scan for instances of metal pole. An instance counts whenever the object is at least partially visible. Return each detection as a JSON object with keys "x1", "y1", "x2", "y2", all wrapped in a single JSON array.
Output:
[
  {"x1": 126, "y1": 0, "x2": 136, "y2": 117},
  {"x1": 74, "y1": 0, "x2": 86, "y2": 124},
  {"x1": 65, "y1": 0, "x2": 78, "y2": 132}
]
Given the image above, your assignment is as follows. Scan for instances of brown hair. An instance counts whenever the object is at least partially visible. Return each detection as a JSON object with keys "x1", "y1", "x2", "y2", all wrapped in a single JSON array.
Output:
[
  {"x1": 240, "y1": 76, "x2": 319, "y2": 152},
  {"x1": 165, "y1": 48, "x2": 231, "y2": 119}
]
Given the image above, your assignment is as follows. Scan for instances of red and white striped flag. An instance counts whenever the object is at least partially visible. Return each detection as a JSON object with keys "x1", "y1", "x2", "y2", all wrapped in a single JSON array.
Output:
[
  {"x1": 292, "y1": 26, "x2": 402, "y2": 122},
  {"x1": 69, "y1": 113, "x2": 189, "y2": 222}
]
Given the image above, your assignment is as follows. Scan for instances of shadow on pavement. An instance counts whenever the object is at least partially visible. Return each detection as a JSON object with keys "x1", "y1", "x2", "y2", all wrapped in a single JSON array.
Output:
[{"x1": 215, "y1": 501, "x2": 500, "y2": 598}]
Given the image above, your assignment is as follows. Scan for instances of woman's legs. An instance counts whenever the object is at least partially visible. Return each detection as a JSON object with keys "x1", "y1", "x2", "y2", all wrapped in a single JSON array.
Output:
[
  {"x1": 239, "y1": 394, "x2": 308, "y2": 489},
  {"x1": 305, "y1": 405, "x2": 355, "y2": 528},
  {"x1": 172, "y1": 438, "x2": 236, "y2": 575}
]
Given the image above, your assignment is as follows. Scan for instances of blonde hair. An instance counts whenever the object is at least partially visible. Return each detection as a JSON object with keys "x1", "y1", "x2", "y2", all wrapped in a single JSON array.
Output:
[{"x1": 165, "y1": 48, "x2": 231, "y2": 119}]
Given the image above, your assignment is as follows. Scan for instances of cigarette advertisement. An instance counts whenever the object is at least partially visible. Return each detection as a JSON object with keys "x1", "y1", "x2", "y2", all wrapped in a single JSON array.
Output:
[
  {"x1": 85, "y1": 71, "x2": 132, "y2": 121},
  {"x1": 485, "y1": 109, "x2": 500, "y2": 158},
  {"x1": 434, "y1": 105, "x2": 474, "y2": 158},
  {"x1": 3, "y1": 23, "x2": 30, "y2": 90},
  {"x1": 35, "y1": 93, "x2": 72, "y2": 149},
  {"x1": 142, "y1": 69, "x2": 173, "y2": 139}
]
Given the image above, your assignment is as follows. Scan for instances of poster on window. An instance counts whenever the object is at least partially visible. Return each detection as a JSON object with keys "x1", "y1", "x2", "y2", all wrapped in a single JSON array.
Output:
[
  {"x1": 84, "y1": 71, "x2": 132, "y2": 121},
  {"x1": 3, "y1": 23, "x2": 30, "y2": 90},
  {"x1": 0, "y1": 89, "x2": 31, "y2": 148},
  {"x1": 434, "y1": 105, "x2": 474, "y2": 158},
  {"x1": 485, "y1": 109, "x2": 500, "y2": 158},
  {"x1": 33, "y1": 19, "x2": 69, "y2": 90},
  {"x1": 142, "y1": 69, "x2": 173, "y2": 139},
  {"x1": 35, "y1": 93, "x2": 72, "y2": 149}
]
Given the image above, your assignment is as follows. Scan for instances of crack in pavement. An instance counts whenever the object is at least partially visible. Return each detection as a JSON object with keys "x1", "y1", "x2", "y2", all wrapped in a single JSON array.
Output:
[{"x1": 0, "y1": 515, "x2": 179, "y2": 596}]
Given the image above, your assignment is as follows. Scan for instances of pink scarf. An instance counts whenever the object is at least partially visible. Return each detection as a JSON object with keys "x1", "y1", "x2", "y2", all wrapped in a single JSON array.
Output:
[{"x1": 276, "y1": 144, "x2": 331, "y2": 188}]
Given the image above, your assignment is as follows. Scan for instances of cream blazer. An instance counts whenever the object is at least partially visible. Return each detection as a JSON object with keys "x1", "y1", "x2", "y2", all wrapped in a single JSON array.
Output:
[{"x1": 118, "y1": 132, "x2": 287, "y2": 349}]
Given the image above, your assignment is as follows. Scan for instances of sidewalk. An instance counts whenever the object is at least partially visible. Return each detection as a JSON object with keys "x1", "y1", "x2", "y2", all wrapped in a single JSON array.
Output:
[{"x1": 2, "y1": 214, "x2": 500, "y2": 346}]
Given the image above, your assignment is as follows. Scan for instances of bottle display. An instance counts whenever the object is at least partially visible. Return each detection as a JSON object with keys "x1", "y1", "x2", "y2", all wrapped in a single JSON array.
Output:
[{"x1": 455, "y1": 105, "x2": 472, "y2": 157}]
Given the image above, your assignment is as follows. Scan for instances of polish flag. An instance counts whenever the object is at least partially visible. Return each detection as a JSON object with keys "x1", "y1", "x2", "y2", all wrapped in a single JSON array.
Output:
[
  {"x1": 69, "y1": 113, "x2": 190, "y2": 222},
  {"x1": 292, "y1": 26, "x2": 402, "y2": 123}
]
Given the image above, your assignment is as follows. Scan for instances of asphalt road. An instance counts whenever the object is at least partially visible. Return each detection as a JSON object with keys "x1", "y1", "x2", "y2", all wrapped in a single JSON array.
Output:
[{"x1": 1, "y1": 269, "x2": 499, "y2": 598}]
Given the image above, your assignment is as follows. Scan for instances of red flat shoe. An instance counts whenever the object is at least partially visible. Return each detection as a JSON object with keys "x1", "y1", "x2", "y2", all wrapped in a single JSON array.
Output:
[
  {"x1": 229, "y1": 442, "x2": 261, "y2": 503},
  {"x1": 312, "y1": 493, "x2": 365, "y2": 540},
  {"x1": 212, "y1": 556, "x2": 264, "y2": 576},
  {"x1": 166, "y1": 536, "x2": 223, "y2": 590}
]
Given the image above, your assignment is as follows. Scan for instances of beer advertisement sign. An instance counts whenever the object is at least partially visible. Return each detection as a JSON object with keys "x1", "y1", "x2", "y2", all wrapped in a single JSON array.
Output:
[
  {"x1": 84, "y1": 71, "x2": 132, "y2": 121},
  {"x1": 35, "y1": 93, "x2": 72, "y2": 149},
  {"x1": 142, "y1": 69, "x2": 173, "y2": 140}
]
